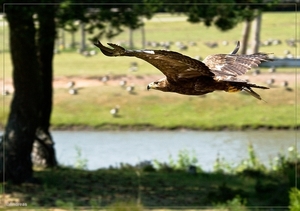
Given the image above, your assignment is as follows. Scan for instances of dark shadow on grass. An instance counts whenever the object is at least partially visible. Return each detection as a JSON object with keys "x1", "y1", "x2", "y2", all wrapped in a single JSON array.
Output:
[{"x1": 2, "y1": 165, "x2": 297, "y2": 209}]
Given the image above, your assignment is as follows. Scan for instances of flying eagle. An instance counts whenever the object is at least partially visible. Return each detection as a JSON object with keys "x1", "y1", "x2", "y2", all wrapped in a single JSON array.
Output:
[{"x1": 94, "y1": 41, "x2": 272, "y2": 100}]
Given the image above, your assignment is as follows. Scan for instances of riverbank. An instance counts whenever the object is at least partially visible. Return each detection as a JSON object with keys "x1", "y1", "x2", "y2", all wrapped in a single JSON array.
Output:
[
  {"x1": 1, "y1": 121, "x2": 298, "y2": 132},
  {"x1": 1, "y1": 120, "x2": 298, "y2": 132},
  {"x1": 51, "y1": 124, "x2": 298, "y2": 131}
]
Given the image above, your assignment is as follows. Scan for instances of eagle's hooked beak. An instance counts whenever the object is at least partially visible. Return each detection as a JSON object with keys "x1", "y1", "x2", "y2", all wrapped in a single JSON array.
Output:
[{"x1": 147, "y1": 82, "x2": 156, "y2": 90}]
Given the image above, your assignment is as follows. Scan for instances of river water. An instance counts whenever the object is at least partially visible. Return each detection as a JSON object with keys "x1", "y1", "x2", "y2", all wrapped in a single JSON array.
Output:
[{"x1": 52, "y1": 130, "x2": 298, "y2": 171}]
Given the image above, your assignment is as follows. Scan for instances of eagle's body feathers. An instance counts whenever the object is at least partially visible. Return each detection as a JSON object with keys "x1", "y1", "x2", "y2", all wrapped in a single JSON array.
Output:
[{"x1": 94, "y1": 41, "x2": 271, "y2": 100}]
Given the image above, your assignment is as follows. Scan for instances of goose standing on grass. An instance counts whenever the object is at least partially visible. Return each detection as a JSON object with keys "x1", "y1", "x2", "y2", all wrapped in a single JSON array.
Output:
[
  {"x1": 110, "y1": 105, "x2": 120, "y2": 117},
  {"x1": 119, "y1": 80, "x2": 127, "y2": 88},
  {"x1": 68, "y1": 88, "x2": 77, "y2": 95},
  {"x1": 126, "y1": 84, "x2": 135, "y2": 94}
]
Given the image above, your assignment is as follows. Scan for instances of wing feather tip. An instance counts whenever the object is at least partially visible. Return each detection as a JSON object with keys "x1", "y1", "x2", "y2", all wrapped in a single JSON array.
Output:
[{"x1": 94, "y1": 41, "x2": 126, "y2": 57}]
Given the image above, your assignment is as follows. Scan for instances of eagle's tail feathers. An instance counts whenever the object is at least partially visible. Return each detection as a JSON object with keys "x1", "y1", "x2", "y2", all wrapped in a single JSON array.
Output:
[
  {"x1": 242, "y1": 83, "x2": 269, "y2": 100},
  {"x1": 228, "y1": 82, "x2": 269, "y2": 100},
  {"x1": 242, "y1": 87, "x2": 262, "y2": 100},
  {"x1": 246, "y1": 83, "x2": 269, "y2": 90}
]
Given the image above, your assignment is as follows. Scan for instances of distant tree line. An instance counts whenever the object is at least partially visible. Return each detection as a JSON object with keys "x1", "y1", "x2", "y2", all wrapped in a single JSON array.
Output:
[{"x1": 268, "y1": 0, "x2": 299, "y2": 11}]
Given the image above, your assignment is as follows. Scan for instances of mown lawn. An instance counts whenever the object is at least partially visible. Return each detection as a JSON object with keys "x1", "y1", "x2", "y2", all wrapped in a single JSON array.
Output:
[
  {"x1": 49, "y1": 83, "x2": 297, "y2": 130},
  {"x1": 1, "y1": 79, "x2": 297, "y2": 130}
]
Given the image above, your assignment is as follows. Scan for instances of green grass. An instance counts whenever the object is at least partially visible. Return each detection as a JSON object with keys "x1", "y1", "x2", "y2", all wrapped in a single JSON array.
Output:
[
  {"x1": 47, "y1": 81, "x2": 299, "y2": 130},
  {"x1": 1, "y1": 77, "x2": 298, "y2": 130},
  {"x1": 15, "y1": 82, "x2": 291, "y2": 130},
  {"x1": 1, "y1": 167, "x2": 292, "y2": 209}
]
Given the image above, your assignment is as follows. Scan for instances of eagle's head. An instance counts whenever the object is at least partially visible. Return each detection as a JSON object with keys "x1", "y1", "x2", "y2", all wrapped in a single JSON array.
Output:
[{"x1": 147, "y1": 78, "x2": 170, "y2": 92}]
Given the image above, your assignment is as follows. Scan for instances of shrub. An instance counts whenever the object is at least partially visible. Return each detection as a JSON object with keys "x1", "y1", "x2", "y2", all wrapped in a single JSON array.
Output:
[{"x1": 289, "y1": 188, "x2": 300, "y2": 211}]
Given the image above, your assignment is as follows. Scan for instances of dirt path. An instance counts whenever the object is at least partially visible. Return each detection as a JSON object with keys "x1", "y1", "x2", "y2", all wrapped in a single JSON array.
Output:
[{"x1": 1, "y1": 72, "x2": 298, "y2": 94}]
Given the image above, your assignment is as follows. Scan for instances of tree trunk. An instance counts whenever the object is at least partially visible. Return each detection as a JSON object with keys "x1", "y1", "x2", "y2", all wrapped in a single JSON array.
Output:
[
  {"x1": 80, "y1": 22, "x2": 86, "y2": 52},
  {"x1": 129, "y1": 28, "x2": 134, "y2": 48},
  {"x1": 0, "y1": 7, "x2": 41, "y2": 184},
  {"x1": 141, "y1": 25, "x2": 145, "y2": 49},
  {"x1": 240, "y1": 19, "x2": 251, "y2": 54},
  {"x1": 0, "y1": 5, "x2": 58, "y2": 183},
  {"x1": 250, "y1": 11, "x2": 262, "y2": 54},
  {"x1": 32, "y1": 5, "x2": 58, "y2": 168},
  {"x1": 71, "y1": 31, "x2": 76, "y2": 49},
  {"x1": 61, "y1": 29, "x2": 65, "y2": 50}
]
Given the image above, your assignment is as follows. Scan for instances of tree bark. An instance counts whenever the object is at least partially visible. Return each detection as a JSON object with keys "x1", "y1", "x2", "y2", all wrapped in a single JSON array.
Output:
[
  {"x1": 0, "y1": 5, "x2": 58, "y2": 183},
  {"x1": 129, "y1": 28, "x2": 134, "y2": 48},
  {"x1": 80, "y1": 22, "x2": 86, "y2": 52},
  {"x1": 0, "y1": 7, "x2": 41, "y2": 184},
  {"x1": 240, "y1": 19, "x2": 251, "y2": 54},
  {"x1": 71, "y1": 31, "x2": 76, "y2": 49},
  {"x1": 141, "y1": 25, "x2": 145, "y2": 49},
  {"x1": 250, "y1": 11, "x2": 262, "y2": 54},
  {"x1": 32, "y1": 5, "x2": 58, "y2": 168}
]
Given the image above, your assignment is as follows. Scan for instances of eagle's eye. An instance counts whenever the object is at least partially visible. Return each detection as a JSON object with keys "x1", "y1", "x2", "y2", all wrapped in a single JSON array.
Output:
[{"x1": 154, "y1": 81, "x2": 159, "y2": 85}]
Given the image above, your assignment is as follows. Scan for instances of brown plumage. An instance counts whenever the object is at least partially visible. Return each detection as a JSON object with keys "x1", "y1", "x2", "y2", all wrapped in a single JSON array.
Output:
[{"x1": 94, "y1": 40, "x2": 272, "y2": 100}]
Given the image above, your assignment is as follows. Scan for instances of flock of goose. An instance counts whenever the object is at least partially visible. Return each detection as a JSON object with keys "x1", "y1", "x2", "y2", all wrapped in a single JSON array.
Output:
[
  {"x1": 65, "y1": 37, "x2": 296, "y2": 117},
  {"x1": 3, "y1": 39, "x2": 297, "y2": 118},
  {"x1": 65, "y1": 77, "x2": 137, "y2": 118}
]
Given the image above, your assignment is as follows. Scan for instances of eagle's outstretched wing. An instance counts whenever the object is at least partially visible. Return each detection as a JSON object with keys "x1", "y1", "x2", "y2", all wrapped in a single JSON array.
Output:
[
  {"x1": 203, "y1": 42, "x2": 272, "y2": 77},
  {"x1": 94, "y1": 40, "x2": 213, "y2": 82}
]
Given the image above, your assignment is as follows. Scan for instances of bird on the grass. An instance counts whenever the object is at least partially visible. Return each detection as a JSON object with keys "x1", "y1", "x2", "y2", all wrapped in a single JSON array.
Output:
[
  {"x1": 94, "y1": 40, "x2": 272, "y2": 100},
  {"x1": 126, "y1": 84, "x2": 135, "y2": 94},
  {"x1": 68, "y1": 88, "x2": 77, "y2": 95},
  {"x1": 119, "y1": 79, "x2": 127, "y2": 88},
  {"x1": 110, "y1": 105, "x2": 120, "y2": 117}
]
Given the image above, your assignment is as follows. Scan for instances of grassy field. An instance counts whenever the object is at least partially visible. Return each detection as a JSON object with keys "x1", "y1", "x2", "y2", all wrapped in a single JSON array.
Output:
[
  {"x1": 0, "y1": 12, "x2": 299, "y2": 129},
  {"x1": 1, "y1": 76, "x2": 298, "y2": 130},
  {"x1": 48, "y1": 85, "x2": 296, "y2": 130}
]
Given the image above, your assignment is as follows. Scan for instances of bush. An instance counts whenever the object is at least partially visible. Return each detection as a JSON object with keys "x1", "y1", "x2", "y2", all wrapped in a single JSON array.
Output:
[{"x1": 289, "y1": 188, "x2": 300, "y2": 211}]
